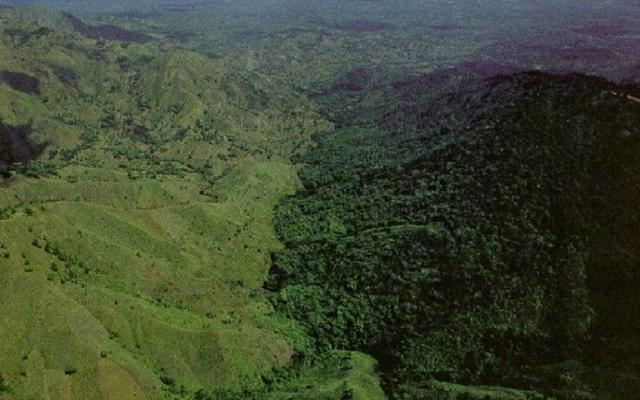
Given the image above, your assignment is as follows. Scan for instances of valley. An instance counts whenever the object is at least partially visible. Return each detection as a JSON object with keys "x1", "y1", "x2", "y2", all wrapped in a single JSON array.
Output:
[{"x1": 0, "y1": 1, "x2": 639, "y2": 399}]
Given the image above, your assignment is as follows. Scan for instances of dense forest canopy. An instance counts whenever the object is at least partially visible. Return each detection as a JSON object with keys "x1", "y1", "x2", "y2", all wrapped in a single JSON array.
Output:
[{"x1": 269, "y1": 72, "x2": 640, "y2": 399}]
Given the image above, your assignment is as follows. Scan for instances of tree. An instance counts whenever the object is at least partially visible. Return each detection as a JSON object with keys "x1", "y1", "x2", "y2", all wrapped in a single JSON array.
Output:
[{"x1": 0, "y1": 372, "x2": 9, "y2": 393}]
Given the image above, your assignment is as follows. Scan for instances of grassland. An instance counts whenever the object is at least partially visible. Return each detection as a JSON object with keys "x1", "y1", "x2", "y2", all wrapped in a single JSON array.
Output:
[{"x1": 0, "y1": 8, "x2": 386, "y2": 399}]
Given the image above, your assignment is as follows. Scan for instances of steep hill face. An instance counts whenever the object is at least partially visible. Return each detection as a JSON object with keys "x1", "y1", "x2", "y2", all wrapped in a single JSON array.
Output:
[
  {"x1": 268, "y1": 72, "x2": 640, "y2": 399},
  {"x1": 0, "y1": 10, "x2": 351, "y2": 399}
]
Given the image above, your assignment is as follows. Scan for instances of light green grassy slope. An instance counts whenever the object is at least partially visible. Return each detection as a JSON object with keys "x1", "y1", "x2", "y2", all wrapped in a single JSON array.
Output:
[{"x1": 0, "y1": 12, "x2": 383, "y2": 400}]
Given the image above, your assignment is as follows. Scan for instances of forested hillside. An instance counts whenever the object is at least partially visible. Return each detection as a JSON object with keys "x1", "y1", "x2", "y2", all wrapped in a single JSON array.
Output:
[{"x1": 268, "y1": 72, "x2": 640, "y2": 399}]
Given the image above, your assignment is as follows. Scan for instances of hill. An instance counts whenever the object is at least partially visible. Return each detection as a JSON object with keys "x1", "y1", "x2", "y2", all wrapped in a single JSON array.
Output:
[
  {"x1": 0, "y1": 9, "x2": 385, "y2": 400},
  {"x1": 268, "y1": 71, "x2": 640, "y2": 400},
  {"x1": 2, "y1": 3, "x2": 640, "y2": 400}
]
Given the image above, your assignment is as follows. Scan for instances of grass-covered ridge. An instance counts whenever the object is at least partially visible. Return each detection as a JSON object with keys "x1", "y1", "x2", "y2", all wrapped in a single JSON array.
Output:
[{"x1": 0, "y1": 8, "x2": 385, "y2": 399}]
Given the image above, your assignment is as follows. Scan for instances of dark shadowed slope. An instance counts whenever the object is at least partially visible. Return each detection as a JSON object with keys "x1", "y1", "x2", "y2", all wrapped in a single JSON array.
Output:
[
  {"x1": 341, "y1": 20, "x2": 391, "y2": 33},
  {"x1": 0, "y1": 121, "x2": 46, "y2": 172},
  {"x1": 63, "y1": 12, "x2": 153, "y2": 43},
  {"x1": 0, "y1": 70, "x2": 40, "y2": 94}
]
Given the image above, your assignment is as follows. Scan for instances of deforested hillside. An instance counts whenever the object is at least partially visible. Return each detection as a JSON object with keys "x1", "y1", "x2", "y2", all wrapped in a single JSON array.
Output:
[
  {"x1": 268, "y1": 71, "x2": 640, "y2": 400},
  {"x1": 0, "y1": 9, "x2": 384, "y2": 400}
]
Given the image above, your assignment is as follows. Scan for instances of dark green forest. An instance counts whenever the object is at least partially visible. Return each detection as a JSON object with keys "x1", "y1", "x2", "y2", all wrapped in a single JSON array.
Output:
[{"x1": 267, "y1": 72, "x2": 640, "y2": 399}]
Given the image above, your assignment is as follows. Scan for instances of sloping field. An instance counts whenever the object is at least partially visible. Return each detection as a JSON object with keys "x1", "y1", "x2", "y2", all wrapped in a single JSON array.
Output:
[{"x1": 0, "y1": 10, "x2": 383, "y2": 399}]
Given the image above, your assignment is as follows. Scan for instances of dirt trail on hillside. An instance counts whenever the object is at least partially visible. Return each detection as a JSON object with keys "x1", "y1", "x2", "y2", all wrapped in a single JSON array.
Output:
[{"x1": 610, "y1": 90, "x2": 640, "y2": 103}]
